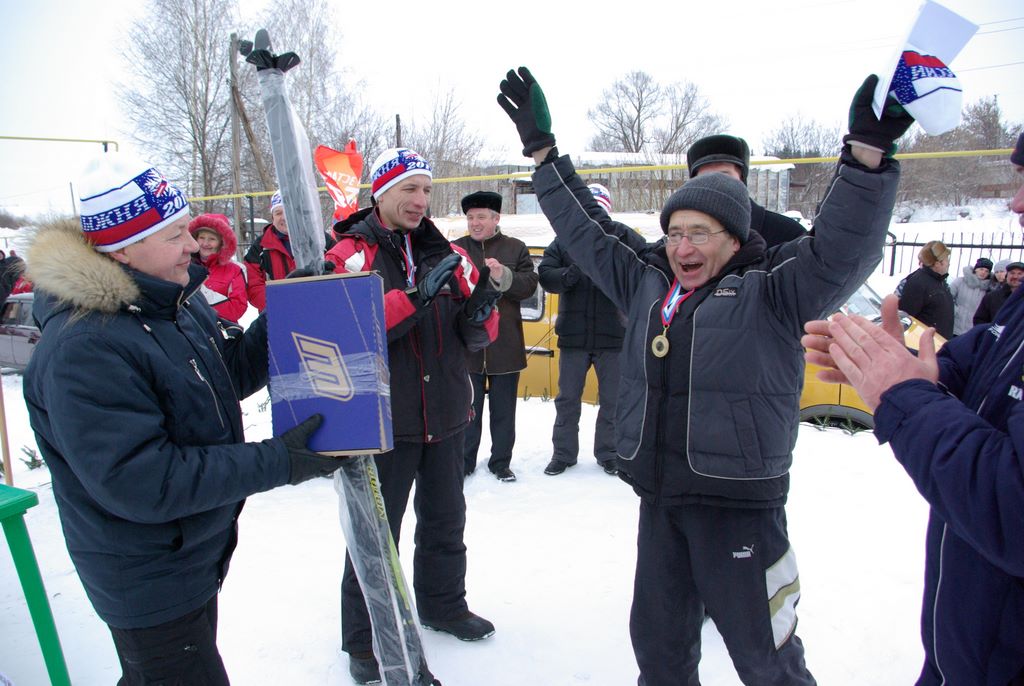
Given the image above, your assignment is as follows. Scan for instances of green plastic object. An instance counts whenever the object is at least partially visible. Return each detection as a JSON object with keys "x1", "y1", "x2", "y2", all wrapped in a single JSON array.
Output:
[{"x1": 0, "y1": 484, "x2": 71, "y2": 686}]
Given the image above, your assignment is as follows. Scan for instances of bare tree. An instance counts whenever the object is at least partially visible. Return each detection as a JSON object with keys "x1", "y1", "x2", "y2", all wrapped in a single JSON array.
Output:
[
  {"x1": 0, "y1": 210, "x2": 27, "y2": 229},
  {"x1": 588, "y1": 71, "x2": 663, "y2": 153},
  {"x1": 403, "y1": 88, "x2": 485, "y2": 217},
  {"x1": 120, "y1": 0, "x2": 238, "y2": 212},
  {"x1": 899, "y1": 97, "x2": 1019, "y2": 207},
  {"x1": 761, "y1": 115, "x2": 841, "y2": 218},
  {"x1": 652, "y1": 82, "x2": 727, "y2": 155}
]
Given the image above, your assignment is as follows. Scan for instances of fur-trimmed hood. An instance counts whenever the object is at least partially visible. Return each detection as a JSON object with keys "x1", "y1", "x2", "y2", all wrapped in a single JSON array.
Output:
[
  {"x1": 958, "y1": 264, "x2": 992, "y2": 291},
  {"x1": 188, "y1": 213, "x2": 237, "y2": 265},
  {"x1": 25, "y1": 218, "x2": 205, "y2": 321},
  {"x1": 25, "y1": 218, "x2": 141, "y2": 315}
]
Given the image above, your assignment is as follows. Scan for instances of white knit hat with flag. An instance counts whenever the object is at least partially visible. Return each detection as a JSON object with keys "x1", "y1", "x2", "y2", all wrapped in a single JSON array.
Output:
[
  {"x1": 369, "y1": 148, "x2": 432, "y2": 200},
  {"x1": 78, "y1": 154, "x2": 190, "y2": 252}
]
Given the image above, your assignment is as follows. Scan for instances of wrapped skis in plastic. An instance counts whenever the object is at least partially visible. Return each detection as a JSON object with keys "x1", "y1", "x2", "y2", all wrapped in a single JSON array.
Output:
[
  {"x1": 241, "y1": 29, "x2": 325, "y2": 272},
  {"x1": 241, "y1": 29, "x2": 438, "y2": 685},
  {"x1": 334, "y1": 458, "x2": 435, "y2": 685}
]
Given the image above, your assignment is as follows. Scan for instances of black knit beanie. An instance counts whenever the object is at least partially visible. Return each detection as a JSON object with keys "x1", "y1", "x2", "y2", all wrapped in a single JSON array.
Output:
[{"x1": 659, "y1": 174, "x2": 752, "y2": 244}]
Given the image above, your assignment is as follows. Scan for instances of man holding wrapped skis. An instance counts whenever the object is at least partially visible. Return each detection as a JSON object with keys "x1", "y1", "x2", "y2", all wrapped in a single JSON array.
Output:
[
  {"x1": 325, "y1": 147, "x2": 501, "y2": 684},
  {"x1": 496, "y1": 66, "x2": 911, "y2": 684}
]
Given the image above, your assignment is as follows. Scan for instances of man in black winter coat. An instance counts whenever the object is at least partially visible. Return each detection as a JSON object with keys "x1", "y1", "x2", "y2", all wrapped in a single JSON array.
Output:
[
  {"x1": 687, "y1": 134, "x2": 807, "y2": 248},
  {"x1": 538, "y1": 184, "x2": 639, "y2": 477},
  {"x1": 974, "y1": 260, "x2": 1024, "y2": 326},
  {"x1": 498, "y1": 66, "x2": 912, "y2": 686},
  {"x1": 453, "y1": 190, "x2": 538, "y2": 482}
]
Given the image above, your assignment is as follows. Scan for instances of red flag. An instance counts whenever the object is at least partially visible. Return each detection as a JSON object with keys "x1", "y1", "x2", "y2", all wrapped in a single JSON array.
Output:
[{"x1": 314, "y1": 140, "x2": 364, "y2": 221}]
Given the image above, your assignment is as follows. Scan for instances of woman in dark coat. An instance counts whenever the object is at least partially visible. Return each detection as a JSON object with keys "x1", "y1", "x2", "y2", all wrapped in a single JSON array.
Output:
[{"x1": 898, "y1": 240, "x2": 954, "y2": 339}]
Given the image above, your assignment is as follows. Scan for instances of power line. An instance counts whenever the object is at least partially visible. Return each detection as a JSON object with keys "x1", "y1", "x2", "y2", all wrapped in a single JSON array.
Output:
[
  {"x1": 958, "y1": 60, "x2": 1024, "y2": 73},
  {"x1": 976, "y1": 26, "x2": 1024, "y2": 35},
  {"x1": 978, "y1": 16, "x2": 1024, "y2": 25}
]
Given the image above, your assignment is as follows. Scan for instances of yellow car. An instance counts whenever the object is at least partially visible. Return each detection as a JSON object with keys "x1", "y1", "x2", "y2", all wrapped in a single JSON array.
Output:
[{"x1": 516, "y1": 246, "x2": 930, "y2": 431}]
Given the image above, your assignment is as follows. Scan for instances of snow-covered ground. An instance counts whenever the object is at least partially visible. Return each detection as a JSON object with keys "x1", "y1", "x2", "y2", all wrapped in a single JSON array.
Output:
[
  {"x1": 6, "y1": 200, "x2": 1020, "y2": 685},
  {"x1": 1, "y1": 369, "x2": 930, "y2": 686}
]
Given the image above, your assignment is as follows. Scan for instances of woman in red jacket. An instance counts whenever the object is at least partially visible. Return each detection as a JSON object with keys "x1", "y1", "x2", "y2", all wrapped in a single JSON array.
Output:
[{"x1": 189, "y1": 214, "x2": 249, "y2": 323}]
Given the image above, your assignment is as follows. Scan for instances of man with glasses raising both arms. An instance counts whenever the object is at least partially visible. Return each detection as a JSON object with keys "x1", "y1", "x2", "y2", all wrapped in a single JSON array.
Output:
[{"x1": 497, "y1": 66, "x2": 912, "y2": 685}]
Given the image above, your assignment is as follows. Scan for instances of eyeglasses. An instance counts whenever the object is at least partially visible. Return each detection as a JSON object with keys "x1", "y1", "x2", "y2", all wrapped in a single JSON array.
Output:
[{"x1": 665, "y1": 229, "x2": 727, "y2": 246}]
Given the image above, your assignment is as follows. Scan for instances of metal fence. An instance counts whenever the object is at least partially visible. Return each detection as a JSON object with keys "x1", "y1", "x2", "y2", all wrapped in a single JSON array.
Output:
[{"x1": 884, "y1": 230, "x2": 1024, "y2": 278}]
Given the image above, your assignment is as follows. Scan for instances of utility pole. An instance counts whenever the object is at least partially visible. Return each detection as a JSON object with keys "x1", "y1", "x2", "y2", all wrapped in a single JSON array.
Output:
[
  {"x1": 395, "y1": 114, "x2": 402, "y2": 147},
  {"x1": 229, "y1": 33, "x2": 245, "y2": 257}
]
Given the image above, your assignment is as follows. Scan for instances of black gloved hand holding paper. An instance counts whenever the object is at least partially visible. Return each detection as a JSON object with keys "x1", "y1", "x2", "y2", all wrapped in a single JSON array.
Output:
[{"x1": 843, "y1": 75, "x2": 915, "y2": 158}]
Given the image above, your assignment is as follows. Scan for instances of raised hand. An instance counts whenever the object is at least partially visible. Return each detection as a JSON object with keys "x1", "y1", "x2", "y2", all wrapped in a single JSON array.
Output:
[
  {"x1": 497, "y1": 67, "x2": 556, "y2": 157},
  {"x1": 843, "y1": 74, "x2": 915, "y2": 158}
]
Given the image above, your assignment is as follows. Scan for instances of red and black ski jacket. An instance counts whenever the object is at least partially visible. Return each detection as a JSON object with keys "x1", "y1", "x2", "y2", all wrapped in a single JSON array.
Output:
[
  {"x1": 326, "y1": 207, "x2": 498, "y2": 443},
  {"x1": 243, "y1": 226, "x2": 295, "y2": 311}
]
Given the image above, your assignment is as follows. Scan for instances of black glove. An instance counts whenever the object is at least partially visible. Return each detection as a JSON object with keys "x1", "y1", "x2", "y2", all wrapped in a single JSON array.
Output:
[
  {"x1": 463, "y1": 264, "x2": 501, "y2": 322},
  {"x1": 842, "y1": 74, "x2": 915, "y2": 157},
  {"x1": 239, "y1": 28, "x2": 301, "y2": 73},
  {"x1": 418, "y1": 252, "x2": 462, "y2": 306},
  {"x1": 280, "y1": 415, "x2": 343, "y2": 485},
  {"x1": 286, "y1": 261, "x2": 336, "y2": 279},
  {"x1": 563, "y1": 264, "x2": 582, "y2": 289},
  {"x1": 497, "y1": 67, "x2": 557, "y2": 157}
]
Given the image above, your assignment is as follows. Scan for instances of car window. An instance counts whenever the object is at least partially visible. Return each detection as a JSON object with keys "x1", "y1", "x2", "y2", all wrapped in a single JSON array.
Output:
[
  {"x1": 841, "y1": 284, "x2": 883, "y2": 320},
  {"x1": 17, "y1": 303, "x2": 33, "y2": 326},
  {"x1": 0, "y1": 302, "x2": 19, "y2": 326},
  {"x1": 520, "y1": 254, "x2": 545, "y2": 322}
]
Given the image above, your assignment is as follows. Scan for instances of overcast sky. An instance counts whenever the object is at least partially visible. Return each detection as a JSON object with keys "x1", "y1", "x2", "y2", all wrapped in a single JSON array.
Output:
[{"x1": 1, "y1": 0, "x2": 1020, "y2": 217}]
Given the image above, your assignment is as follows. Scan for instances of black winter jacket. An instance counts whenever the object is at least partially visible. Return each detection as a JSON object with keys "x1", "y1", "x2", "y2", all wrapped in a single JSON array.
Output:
[
  {"x1": 875, "y1": 286, "x2": 1024, "y2": 685},
  {"x1": 899, "y1": 266, "x2": 954, "y2": 339},
  {"x1": 750, "y1": 202, "x2": 807, "y2": 248},
  {"x1": 973, "y1": 282, "x2": 1012, "y2": 326},
  {"x1": 533, "y1": 152, "x2": 899, "y2": 506},
  {"x1": 539, "y1": 237, "x2": 625, "y2": 351},
  {"x1": 23, "y1": 224, "x2": 289, "y2": 629}
]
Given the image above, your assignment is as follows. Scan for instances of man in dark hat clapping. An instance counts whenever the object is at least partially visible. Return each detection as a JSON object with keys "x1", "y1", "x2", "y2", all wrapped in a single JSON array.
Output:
[{"x1": 453, "y1": 190, "x2": 538, "y2": 482}]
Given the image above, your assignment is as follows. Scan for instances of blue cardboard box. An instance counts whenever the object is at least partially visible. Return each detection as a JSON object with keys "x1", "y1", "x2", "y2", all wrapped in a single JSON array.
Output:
[{"x1": 266, "y1": 272, "x2": 392, "y2": 455}]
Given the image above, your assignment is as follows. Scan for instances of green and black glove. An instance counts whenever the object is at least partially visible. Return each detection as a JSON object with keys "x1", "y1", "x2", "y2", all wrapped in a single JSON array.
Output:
[
  {"x1": 497, "y1": 67, "x2": 557, "y2": 157},
  {"x1": 278, "y1": 414, "x2": 344, "y2": 485},
  {"x1": 842, "y1": 74, "x2": 915, "y2": 157}
]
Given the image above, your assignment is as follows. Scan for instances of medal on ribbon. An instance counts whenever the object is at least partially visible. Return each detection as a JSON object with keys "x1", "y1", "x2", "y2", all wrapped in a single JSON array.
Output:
[{"x1": 652, "y1": 279, "x2": 694, "y2": 358}]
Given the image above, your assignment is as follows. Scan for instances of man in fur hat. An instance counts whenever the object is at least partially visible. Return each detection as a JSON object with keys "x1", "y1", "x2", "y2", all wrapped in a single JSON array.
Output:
[
  {"x1": 687, "y1": 134, "x2": 807, "y2": 248},
  {"x1": 453, "y1": 190, "x2": 538, "y2": 482}
]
